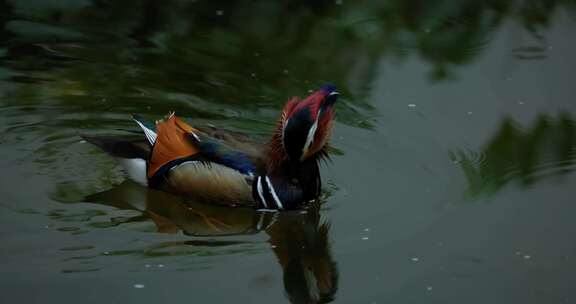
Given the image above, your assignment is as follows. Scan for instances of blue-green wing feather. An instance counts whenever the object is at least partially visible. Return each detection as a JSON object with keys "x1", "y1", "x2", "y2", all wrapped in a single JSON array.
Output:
[{"x1": 191, "y1": 135, "x2": 256, "y2": 176}]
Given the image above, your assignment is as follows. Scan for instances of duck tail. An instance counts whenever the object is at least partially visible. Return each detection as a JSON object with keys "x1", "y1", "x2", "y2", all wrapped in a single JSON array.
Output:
[{"x1": 80, "y1": 134, "x2": 150, "y2": 186}]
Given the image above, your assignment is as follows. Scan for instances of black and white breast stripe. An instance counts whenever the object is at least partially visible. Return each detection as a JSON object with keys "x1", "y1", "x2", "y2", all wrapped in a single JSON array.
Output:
[{"x1": 253, "y1": 175, "x2": 284, "y2": 210}]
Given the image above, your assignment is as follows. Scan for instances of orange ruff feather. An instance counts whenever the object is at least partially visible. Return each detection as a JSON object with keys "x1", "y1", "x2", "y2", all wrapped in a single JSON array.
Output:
[{"x1": 147, "y1": 115, "x2": 200, "y2": 178}]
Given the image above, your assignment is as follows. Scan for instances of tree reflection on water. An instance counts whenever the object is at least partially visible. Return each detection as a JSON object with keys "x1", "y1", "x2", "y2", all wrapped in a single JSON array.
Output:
[
  {"x1": 2, "y1": 0, "x2": 576, "y2": 129},
  {"x1": 2, "y1": 1, "x2": 576, "y2": 302},
  {"x1": 452, "y1": 113, "x2": 576, "y2": 200}
]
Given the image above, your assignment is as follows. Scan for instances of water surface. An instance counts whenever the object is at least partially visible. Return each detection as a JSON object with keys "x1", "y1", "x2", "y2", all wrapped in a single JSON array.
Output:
[{"x1": 1, "y1": 1, "x2": 576, "y2": 303}]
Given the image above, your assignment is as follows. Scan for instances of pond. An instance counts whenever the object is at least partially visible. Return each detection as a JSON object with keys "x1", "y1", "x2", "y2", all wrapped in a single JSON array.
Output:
[{"x1": 1, "y1": 1, "x2": 576, "y2": 303}]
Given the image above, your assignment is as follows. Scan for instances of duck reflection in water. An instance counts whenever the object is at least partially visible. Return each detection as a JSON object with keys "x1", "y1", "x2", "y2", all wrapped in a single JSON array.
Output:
[
  {"x1": 267, "y1": 208, "x2": 338, "y2": 304},
  {"x1": 85, "y1": 181, "x2": 338, "y2": 303}
]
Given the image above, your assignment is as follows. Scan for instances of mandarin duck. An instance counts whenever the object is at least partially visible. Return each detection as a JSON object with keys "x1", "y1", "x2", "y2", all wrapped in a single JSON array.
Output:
[{"x1": 83, "y1": 85, "x2": 338, "y2": 210}]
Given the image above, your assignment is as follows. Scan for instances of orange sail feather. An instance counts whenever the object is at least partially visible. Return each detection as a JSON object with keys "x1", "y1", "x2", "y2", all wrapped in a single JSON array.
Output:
[{"x1": 147, "y1": 115, "x2": 200, "y2": 178}]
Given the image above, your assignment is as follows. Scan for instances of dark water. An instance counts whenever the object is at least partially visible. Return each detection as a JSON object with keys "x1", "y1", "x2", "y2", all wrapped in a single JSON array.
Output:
[{"x1": 1, "y1": 1, "x2": 576, "y2": 303}]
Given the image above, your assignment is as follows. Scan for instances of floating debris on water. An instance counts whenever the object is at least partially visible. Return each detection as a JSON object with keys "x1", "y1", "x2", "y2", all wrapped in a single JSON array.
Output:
[
  {"x1": 335, "y1": 0, "x2": 344, "y2": 5},
  {"x1": 361, "y1": 237, "x2": 369, "y2": 241},
  {"x1": 411, "y1": 257, "x2": 420, "y2": 262},
  {"x1": 157, "y1": 264, "x2": 165, "y2": 268},
  {"x1": 408, "y1": 103, "x2": 416, "y2": 108},
  {"x1": 364, "y1": 228, "x2": 370, "y2": 232},
  {"x1": 426, "y1": 286, "x2": 433, "y2": 291},
  {"x1": 79, "y1": 140, "x2": 86, "y2": 144},
  {"x1": 524, "y1": 255, "x2": 531, "y2": 260},
  {"x1": 134, "y1": 284, "x2": 145, "y2": 289},
  {"x1": 216, "y1": 10, "x2": 224, "y2": 16},
  {"x1": 518, "y1": 101, "x2": 525, "y2": 105},
  {"x1": 145, "y1": 264, "x2": 151, "y2": 268},
  {"x1": 467, "y1": 111, "x2": 473, "y2": 115}
]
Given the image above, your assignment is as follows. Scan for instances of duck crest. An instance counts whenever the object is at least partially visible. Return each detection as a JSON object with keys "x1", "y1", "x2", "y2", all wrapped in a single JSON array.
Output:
[{"x1": 268, "y1": 96, "x2": 300, "y2": 171}]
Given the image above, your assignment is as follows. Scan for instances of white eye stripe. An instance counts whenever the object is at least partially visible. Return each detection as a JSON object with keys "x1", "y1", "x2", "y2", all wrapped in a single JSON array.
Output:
[
  {"x1": 301, "y1": 109, "x2": 322, "y2": 160},
  {"x1": 265, "y1": 176, "x2": 284, "y2": 209}
]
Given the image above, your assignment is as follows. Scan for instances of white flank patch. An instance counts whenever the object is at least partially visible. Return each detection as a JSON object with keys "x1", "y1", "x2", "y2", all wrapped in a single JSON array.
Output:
[
  {"x1": 117, "y1": 158, "x2": 147, "y2": 186},
  {"x1": 134, "y1": 119, "x2": 157, "y2": 145},
  {"x1": 256, "y1": 176, "x2": 268, "y2": 208},
  {"x1": 301, "y1": 110, "x2": 322, "y2": 160},
  {"x1": 265, "y1": 176, "x2": 283, "y2": 209}
]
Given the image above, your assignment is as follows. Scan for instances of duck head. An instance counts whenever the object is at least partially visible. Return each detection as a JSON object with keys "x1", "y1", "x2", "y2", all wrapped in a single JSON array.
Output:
[
  {"x1": 272, "y1": 85, "x2": 339, "y2": 164},
  {"x1": 256, "y1": 86, "x2": 338, "y2": 210}
]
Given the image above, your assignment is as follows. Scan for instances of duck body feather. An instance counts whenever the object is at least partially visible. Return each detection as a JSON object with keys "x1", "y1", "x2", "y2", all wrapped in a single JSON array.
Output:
[{"x1": 83, "y1": 114, "x2": 261, "y2": 207}]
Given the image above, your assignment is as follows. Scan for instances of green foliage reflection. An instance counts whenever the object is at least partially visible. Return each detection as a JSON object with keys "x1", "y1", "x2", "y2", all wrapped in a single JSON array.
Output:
[{"x1": 452, "y1": 113, "x2": 576, "y2": 200}]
